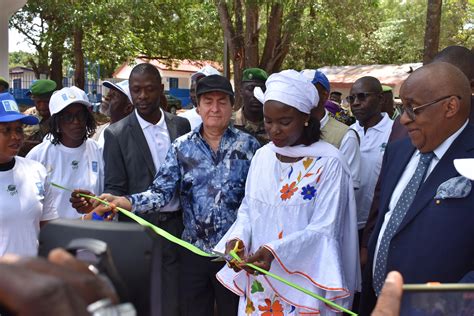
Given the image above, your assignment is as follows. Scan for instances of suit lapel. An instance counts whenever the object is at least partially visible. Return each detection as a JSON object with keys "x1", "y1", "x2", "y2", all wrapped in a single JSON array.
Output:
[
  {"x1": 396, "y1": 124, "x2": 474, "y2": 233},
  {"x1": 128, "y1": 113, "x2": 156, "y2": 176},
  {"x1": 164, "y1": 112, "x2": 179, "y2": 141},
  {"x1": 379, "y1": 139, "x2": 416, "y2": 219}
]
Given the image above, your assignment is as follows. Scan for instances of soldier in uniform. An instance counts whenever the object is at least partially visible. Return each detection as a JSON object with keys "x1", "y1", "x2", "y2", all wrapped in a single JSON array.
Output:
[
  {"x1": 233, "y1": 68, "x2": 269, "y2": 145},
  {"x1": 20, "y1": 79, "x2": 57, "y2": 156}
]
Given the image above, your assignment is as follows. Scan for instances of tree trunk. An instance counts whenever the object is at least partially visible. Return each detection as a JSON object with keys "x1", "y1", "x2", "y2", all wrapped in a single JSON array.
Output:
[
  {"x1": 244, "y1": 2, "x2": 259, "y2": 68},
  {"x1": 217, "y1": 1, "x2": 306, "y2": 108},
  {"x1": 49, "y1": 25, "x2": 66, "y2": 89},
  {"x1": 260, "y1": 4, "x2": 283, "y2": 73},
  {"x1": 217, "y1": 0, "x2": 244, "y2": 109},
  {"x1": 50, "y1": 49, "x2": 63, "y2": 89},
  {"x1": 73, "y1": 26, "x2": 85, "y2": 89},
  {"x1": 423, "y1": 0, "x2": 443, "y2": 64}
]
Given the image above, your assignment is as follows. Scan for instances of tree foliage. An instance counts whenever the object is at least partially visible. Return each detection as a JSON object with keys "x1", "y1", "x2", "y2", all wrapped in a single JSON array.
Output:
[
  {"x1": 9, "y1": 0, "x2": 473, "y2": 86},
  {"x1": 286, "y1": 0, "x2": 473, "y2": 69}
]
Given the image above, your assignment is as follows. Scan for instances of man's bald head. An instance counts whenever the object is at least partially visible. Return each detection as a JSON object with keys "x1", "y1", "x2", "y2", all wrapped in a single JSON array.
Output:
[
  {"x1": 400, "y1": 62, "x2": 471, "y2": 152},
  {"x1": 433, "y1": 46, "x2": 474, "y2": 83},
  {"x1": 402, "y1": 62, "x2": 471, "y2": 118},
  {"x1": 352, "y1": 76, "x2": 383, "y2": 94}
]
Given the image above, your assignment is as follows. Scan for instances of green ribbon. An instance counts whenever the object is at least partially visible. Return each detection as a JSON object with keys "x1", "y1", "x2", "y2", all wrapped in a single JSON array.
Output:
[
  {"x1": 51, "y1": 182, "x2": 211, "y2": 257},
  {"x1": 51, "y1": 183, "x2": 357, "y2": 315},
  {"x1": 229, "y1": 250, "x2": 357, "y2": 315}
]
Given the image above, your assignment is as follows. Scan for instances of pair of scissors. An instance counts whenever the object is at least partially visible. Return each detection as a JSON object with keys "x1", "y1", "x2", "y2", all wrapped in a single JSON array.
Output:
[{"x1": 211, "y1": 240, "x2": 243, "y2": 263}]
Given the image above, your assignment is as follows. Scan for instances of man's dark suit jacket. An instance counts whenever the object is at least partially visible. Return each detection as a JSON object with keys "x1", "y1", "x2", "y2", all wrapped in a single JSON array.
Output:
[
  {"x1": 103, "y1": 111, "x2": 191, "y2": 196},
  {"x1": 359, "y1": 123, "x2": 474, "y2": 315}
]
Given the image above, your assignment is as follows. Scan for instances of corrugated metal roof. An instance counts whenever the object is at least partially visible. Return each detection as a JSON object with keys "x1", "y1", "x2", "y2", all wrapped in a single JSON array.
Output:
[{"x1": 319, "y1": 63, "x2": 422, "y2": 87}]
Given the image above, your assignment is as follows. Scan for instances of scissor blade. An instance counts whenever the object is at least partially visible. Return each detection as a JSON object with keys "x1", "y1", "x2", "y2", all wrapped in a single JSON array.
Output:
[{"x1": 210, "y1": 250, "x2": 230, "y2": 262}]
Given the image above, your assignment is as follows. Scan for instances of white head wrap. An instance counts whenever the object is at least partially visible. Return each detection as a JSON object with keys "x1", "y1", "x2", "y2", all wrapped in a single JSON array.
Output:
[{"x1": 253, "y1": 69, "x2": 319, "y2": 114}]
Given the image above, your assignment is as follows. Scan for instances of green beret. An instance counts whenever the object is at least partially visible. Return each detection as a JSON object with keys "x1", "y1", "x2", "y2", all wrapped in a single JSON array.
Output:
[
  {"x1": 382, "y1": 85, "x2": 393, "y2": 92},
  {"x1": 242, "y1": 68, "x2": 268, "y2": 82},
  {"x1": 27, "y1": 79, "x2": 57, "y2": 97},
  {"x1": 0, "y1": 77, "x2": 8, "y2": 89}
]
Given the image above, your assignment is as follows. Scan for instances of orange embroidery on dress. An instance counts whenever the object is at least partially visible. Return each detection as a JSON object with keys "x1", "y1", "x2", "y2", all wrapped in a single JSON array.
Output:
[
  {"x1": 280, "y1": 181, "x2": 298, "y2": 200},
  {"x1": 278, "y1": 231, "x2": 283, "y2": 239},
  {"x1": 258, "y1": 298, "x2": 284, "y2": 316}
]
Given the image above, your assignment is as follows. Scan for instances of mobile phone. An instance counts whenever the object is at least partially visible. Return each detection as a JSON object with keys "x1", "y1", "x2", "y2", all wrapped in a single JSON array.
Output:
[{"x1": 401, "y1": 283, "x2": 474, "y2": 315}]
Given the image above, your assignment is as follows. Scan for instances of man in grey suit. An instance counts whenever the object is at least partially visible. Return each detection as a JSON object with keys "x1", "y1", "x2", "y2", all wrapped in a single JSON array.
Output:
[{"x1": 103, "y1": 63, "x2": 190, "y2": 316}]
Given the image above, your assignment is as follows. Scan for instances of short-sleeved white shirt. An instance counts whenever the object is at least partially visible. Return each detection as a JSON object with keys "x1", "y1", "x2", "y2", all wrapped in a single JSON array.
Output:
[
  {"x1": 351, "y1": 113, "x2": 393, "y2": 229},
  {"x1": 27, "y1": 139, "x2": 104, "y2": 219},
  {"x1": 0, "y1": 157, "x2": 58, "y2": 256}
]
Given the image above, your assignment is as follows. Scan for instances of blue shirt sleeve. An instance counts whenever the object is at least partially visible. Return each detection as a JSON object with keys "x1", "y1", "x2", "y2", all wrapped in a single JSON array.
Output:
[{"x1": 128, "y1": 144, "x2": 181, "y2": 214}]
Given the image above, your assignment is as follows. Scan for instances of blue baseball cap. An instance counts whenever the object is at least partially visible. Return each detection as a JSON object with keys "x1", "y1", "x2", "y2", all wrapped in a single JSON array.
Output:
[
  {"x1": 301, "y1": 69, "x2": 331, "y2": 92},
  {"x1": 0, "y1": 92, "x2": 39, "y2": 125}
]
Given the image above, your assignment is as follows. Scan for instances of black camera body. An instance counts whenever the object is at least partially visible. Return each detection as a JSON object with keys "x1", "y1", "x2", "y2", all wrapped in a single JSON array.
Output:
[{"x1": 38, "y1": 219, "x2": 163, "y2": 316}]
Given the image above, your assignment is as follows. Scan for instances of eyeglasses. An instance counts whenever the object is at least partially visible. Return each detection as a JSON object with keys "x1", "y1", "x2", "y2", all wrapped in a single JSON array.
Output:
[
  {"x1": 60, "y1": 111, "x2": 88, "y2": 123},
  {"x1": 396, "y1": 95, "x2": 461, "y2": 121},
  {"x1": 346, "y1": 92, "x2": 379, "y2": 104}
]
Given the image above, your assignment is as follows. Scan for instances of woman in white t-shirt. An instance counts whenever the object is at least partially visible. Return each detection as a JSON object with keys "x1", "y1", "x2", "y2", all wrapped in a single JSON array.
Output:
[
  {"x1": 0, "y1": 92, "x2": 58, "y2": 256},
  {"x1": 27, "y1": 87, "x2": 104, "y2": 219}
]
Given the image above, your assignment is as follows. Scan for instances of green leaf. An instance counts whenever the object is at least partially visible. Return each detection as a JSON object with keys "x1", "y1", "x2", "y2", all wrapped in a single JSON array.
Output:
[{"x1": 250, "y1": 280, "x2": 264, "y2": 293}]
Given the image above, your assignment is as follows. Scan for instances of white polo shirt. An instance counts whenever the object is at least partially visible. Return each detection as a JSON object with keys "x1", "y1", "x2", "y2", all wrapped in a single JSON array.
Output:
[
  {"x1": 351, "y1": 113, "x2": 393, "y2": 229},
  {"x1": 321, "y1": 110, "x2": 361, "y2": 189},
  {"x1": 135, "y1": 109, "x2": 180, "y2": 213}
]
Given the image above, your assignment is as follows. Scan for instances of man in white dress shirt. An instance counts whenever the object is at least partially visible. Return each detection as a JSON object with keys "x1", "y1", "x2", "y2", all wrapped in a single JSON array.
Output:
[{"x1": 102, "y1": 63, "x2": 190, "y2": 316}]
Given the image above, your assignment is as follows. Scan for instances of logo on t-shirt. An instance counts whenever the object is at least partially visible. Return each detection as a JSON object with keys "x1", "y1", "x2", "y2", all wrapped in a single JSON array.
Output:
[
  {"x1": 91, "y1": 161, "x2": 98, "y2": 173},
  {"x1": 6, "y1": 184, "x2": 17, "y2": 196},
  {"x1": 36, "y1": 182, "x2": 45, "y2": 196},
  {"x1": 71, "y1": 160, "x2": 79, "y2": 170}
]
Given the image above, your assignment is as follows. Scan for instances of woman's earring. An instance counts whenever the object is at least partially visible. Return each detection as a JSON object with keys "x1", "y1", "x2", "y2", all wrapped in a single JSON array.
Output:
[{"x1": 304, "y1": 121, "x2": 309, "y2": 127}]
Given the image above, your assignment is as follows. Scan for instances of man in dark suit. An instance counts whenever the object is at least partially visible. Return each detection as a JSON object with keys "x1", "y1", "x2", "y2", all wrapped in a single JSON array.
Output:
[
  {"x1": 359, "y1": 62, "x2": 474, "y2": 315},
  {"x1": 360, "y1": 45, "x2": 474, "y2": 269},
  {"x1": 103, "y1": 63, "x2": 190, "y2": 316}
]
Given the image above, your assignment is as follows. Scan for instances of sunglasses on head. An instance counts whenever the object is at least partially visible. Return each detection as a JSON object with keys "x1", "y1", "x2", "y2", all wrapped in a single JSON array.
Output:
[{"x1": 346, "y1": 92, "x2": 379, "y2": 104}]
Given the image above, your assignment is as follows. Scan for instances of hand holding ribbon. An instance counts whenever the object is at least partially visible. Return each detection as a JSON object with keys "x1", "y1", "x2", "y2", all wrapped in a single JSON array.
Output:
[
  {"x1": 70, "y1": 189, "x2": 96, "y2": 214},
  {"x1": 224, "y1": 240, "x2": 246, "y2": 272},
  {"x1": 241, "y1": 246, "x2": 274, "y2": 275},
  {"x1": 87, "y1": 193, "x2": 132, "y2": 221}
]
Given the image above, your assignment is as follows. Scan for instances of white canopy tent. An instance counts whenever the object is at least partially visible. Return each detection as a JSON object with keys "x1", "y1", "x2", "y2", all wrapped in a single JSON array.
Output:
[{"x1": 1, "y1": 0, "x2": 27, "y2": 80}]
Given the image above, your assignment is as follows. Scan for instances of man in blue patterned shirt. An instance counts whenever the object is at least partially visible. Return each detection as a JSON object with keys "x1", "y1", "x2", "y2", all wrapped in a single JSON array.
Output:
[{"x1": 98, "y1": 75, "x2": 260, "y2": 316}]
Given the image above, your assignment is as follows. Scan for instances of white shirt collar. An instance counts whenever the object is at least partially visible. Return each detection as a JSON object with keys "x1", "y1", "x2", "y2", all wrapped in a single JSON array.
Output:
[
  {"x1": 416, "y1": 120, "x2": 469, "y2": 160},
  {"x1": 354, "y1": 112, "x2": 392, "y2": 133},
  {"x1": 320, "y1": 110, "x2": 330, "y2": 128},
  {"x1": 135, "y1": 108, "x2": 166, "y2": 130}
]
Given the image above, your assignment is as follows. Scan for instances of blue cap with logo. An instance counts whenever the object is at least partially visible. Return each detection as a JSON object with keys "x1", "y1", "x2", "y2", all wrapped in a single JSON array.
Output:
[
  {"x1": 301, "y1": 69, "x2": 331, "y2": 92},
  {"x1": 0, "y1": 92, "x2": 39, "y2": 125}
]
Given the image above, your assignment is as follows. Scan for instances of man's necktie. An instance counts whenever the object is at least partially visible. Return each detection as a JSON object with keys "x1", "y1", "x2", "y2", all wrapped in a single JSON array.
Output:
[{"x1": 373, "y1": 151, "x2": 435, "y2": 295}]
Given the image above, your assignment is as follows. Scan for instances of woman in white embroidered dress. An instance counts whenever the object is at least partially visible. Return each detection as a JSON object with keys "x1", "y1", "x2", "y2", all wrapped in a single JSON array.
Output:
[{"x1": 214, "y1": 70, "x2": 360, "y2": 315}]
